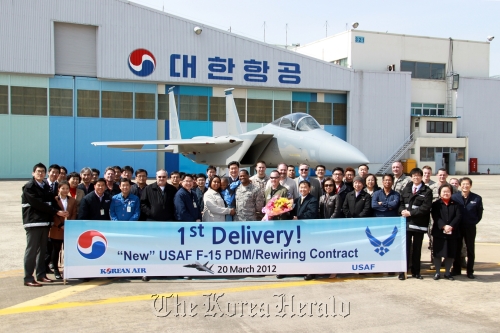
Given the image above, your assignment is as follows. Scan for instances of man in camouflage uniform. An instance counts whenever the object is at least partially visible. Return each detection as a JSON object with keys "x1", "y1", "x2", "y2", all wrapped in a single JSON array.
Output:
[
  {"x1": 235, "y1": 170, "x2": 265, "y2": 221},
  {"x1": 250, "y1": 161, "x2": 269, "y2": 220},
  {"x1": 392, "y1": 161, "x2": 410, "y2": 194}
]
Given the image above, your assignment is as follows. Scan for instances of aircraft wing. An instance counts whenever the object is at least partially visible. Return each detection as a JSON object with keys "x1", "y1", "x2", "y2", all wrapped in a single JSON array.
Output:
[{"x1": 92, "y1": 136, "x2": 244, "y2": 154}]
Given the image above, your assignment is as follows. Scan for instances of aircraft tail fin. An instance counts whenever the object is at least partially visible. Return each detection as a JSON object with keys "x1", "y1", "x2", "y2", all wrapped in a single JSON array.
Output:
[
  {"x1": 168, "y1": 87, "x2": 182, "y2": 140},
  {"x1": 225, "y1": 88, "x2": 243, "y2": 136}
]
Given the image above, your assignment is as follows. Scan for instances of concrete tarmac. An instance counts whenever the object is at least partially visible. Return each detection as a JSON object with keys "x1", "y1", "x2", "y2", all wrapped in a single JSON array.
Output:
[{"x1": 1, "y1": 176, "x2": 499, "y2": 332}]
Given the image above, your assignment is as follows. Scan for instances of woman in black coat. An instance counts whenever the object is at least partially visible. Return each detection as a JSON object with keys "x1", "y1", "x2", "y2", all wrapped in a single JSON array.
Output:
[{"x1": 431, "y1": 184, "x2": 462, "y2": 281}]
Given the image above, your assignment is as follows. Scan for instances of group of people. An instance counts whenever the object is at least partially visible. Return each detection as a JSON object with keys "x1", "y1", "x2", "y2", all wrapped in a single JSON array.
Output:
[{"x1": 21, "y1": 160, "x2": 483, "y2": 286}]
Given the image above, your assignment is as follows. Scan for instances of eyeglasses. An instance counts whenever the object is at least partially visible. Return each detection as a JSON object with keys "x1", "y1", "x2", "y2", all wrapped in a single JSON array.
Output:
[
  {"x1": 270, "y1": 177, "x2": 279, "y2": 179},
  {"x1": 333, "y1": 173, "x2": 343, "y2": 176},
  {"x1": 300, "y1": 169, "x2": 309, "y2": 171},
  {"x1": 324, "y1": 184, "x2": 334, "y2": 187},
  {"x1": 157, "y1": 176, "x2": 167, "y2": 178}
]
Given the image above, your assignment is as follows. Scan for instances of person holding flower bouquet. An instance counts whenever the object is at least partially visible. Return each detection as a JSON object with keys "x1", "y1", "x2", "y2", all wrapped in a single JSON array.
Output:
[
  {"x1": 263, "y1": 170, "x2": 291, "y2": 220},
  {"x1": 291, "y1": 180, "x2": 319, "y2": 281}
]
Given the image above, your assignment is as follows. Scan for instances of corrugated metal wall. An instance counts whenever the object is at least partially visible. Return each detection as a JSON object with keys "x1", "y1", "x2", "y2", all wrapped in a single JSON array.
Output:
[
  {"x1": 349, "y1": 71, "x2": 412, "y2": 167},
  {"x1": 1, "y1": 0, "x2": 353, "y2": 91},
  {"x1": 457, "y1": 77, "x2": 500, "y2": 172}
]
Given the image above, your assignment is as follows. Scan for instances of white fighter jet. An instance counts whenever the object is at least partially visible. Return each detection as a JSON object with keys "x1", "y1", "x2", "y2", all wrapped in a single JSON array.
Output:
[{"x1": 92, "y1": 87, "x2": 369, "y2": 169}]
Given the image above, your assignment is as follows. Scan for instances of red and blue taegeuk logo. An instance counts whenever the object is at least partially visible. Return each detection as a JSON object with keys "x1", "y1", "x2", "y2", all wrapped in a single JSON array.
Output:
[
  {"x1": 128, "y1": 48, "x2": 156, "y2": 77},
  {"x1": 77, "y1": 230, "x2": 108, "y2": 260}
]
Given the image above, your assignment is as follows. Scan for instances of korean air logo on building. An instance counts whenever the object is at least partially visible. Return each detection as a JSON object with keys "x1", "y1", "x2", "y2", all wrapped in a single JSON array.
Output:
[
  {"x1": 128, "y1": 48, "x2": 156, "y2": 77},
  {"x1": 77, "y1": 230, "x2": 108, "y2": 259}
]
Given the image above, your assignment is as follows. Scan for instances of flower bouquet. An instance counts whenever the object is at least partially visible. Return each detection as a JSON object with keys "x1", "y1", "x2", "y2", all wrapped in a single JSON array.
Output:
[{"x1": 261, "y1": 196, "x2": 294, "y2": 221}]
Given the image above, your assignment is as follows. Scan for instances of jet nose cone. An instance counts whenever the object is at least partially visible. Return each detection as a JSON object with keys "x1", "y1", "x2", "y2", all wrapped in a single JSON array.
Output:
[{"x1": 320, "y1": 136, "x2": 369, "y2": 168}]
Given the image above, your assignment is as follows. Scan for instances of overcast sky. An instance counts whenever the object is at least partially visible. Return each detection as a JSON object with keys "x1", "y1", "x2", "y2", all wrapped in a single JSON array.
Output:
[{"x1": 131, "y1": 0, "x2": 499, "y2": 76}]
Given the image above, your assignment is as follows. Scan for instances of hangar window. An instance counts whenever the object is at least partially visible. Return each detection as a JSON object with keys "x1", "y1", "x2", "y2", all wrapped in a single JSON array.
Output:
[
  {"x1": 427, "y1": 121, "x2": 452, "y2": 133},
  {"x1": 49, "y1": 89, "x2": 73, "y2": 116},
  {"x1": 452, "y1": 147, "x2": 466, "y2": 161},
  {"x1": 209, "y1": 96, "x2": 225, "y2": 122},
  {"x1": 420, "y1": 147, "x2": 435, "y2": 161},
  {"x1": 420, "y1": 147, "x2": 465, "y2": 161},
  {"x1": 247, "y1": 99, "x2": 272, "y2": 123},
  {"x1": 11, "y1": 87, "x2": 47, "y2": 116},
  {"x1": 179, "y1": 95, "x2": 208, "y2": 121},
  {"x1": 273, "y1": 100, "x2": 291, "y2": 120},
  {"x1": 333, "y1": 103, "x2": 347, "y2": 125},
  {"x1": 411, "y1": 103, "x2": 445, "y2": 116},
  {"x1": 309, "y1": 102, "x2": 332, "y2": 125},
  {"x1": 102, "y1": 91, "x2": 133, "y2": 118},
  {"x1": 77, "y1": 90, "x2": 99, "y2": 117},
  {"x1": 234, "y1": 98, "x2": 246, "y2": 122},
  {"x1": 401, "y1": 61, "x2": 445, "y2": 80},
  {"x1": 292, "y1": 101, "x2": 307, "y2": 113},
  {"x1": 135, "y1": 93, "x2": 155, "y2": 119},
  {"x1": 0, "y1": 85, "x2": 7, "y2": 114},
  {"x1": 331, "y1": 58, "x2": 348, "y2": 67},
  {"x1": 158, "y1": 94, "x2": 179, "y2": 120}
]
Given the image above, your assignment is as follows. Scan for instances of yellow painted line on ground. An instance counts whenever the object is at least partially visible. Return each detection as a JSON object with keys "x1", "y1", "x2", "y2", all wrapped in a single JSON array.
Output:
[
  {"x1": 0, "y1": 269, "x2": 23, "y2": 278},
  {"x1": 0, "y1": 278, "x2": 353, "y2": 316},
  {"x1": 6, "y1": 279, "x2": 114, "y2": 310}
]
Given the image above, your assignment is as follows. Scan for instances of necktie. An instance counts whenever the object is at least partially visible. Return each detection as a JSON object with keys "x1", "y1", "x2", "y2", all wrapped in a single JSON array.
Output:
[
  {"x1": 300, "y1": 197, "x2": 304, "y2": 204},
  {"x1": 413, "y1": 187, "x2": 417, "y2": 194}
]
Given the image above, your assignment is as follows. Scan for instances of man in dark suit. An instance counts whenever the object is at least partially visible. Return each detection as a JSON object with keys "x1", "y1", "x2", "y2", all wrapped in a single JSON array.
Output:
[
  {"x1": 22, "y1": 163, "x2": 68, "y2": 287},
  {"x1": 77, "y1": 178, "x2": 112, "y2": 220},
  {"x1": 398, "y1": 168, "x2": 433, "y2": 280},
  {"x1": 290, "y1": 180, "x2": 319, "y2": 281},
  {"x1": 130, "y1": 169, "x2": 149, "y2": 221},
  {"x1": 331, "y1": 167, "x2": 353, "y2": 218},
  {"x1": 103, "y1": 167, "x2": 121, "y2": 197},
  {"x1": 139, "y1": 169, "x2": 177, "y2": 282},
  {"x1": 44, "y1": 164, "x2": 60, "y2": 273},
  {"x1": 342, "y1": 176, "x2": 371, "y2": 218},
  {"x1": 78, "y1": 167, "x2": 95, "y2": 195},
  {"x1": 291, "y1": 180, "x2": 319, "y2": 220},
  {"x1": 140, "y1": 169, "x2": 177, "y2": 223}
]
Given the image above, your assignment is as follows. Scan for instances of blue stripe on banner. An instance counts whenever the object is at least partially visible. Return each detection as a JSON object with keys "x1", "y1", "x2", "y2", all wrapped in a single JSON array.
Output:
[{"x1": 64, "y1": 217, "x2": 406, "y2": 278}]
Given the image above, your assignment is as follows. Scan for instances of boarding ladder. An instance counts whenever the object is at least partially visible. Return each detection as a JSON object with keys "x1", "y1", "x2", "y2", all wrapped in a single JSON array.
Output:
[{"x1": 376, "y1": 131, "x2": 416, "y2": 175}]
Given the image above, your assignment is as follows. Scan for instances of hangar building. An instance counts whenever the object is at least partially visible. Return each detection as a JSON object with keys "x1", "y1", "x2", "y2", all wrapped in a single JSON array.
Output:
[
  {"x1": 1, "y1": 0, "x2": 494, "y2": 178},
  {"x1": 296, "y1": 29, "x2": 499, "y2": 174}
]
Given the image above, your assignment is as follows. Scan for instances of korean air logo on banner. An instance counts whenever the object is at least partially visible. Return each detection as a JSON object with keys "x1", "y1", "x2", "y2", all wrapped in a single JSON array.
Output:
[
  {"x1": 128, "y1": 48, "x2": 156, "y2": 77},
  {"x1": 77, "y1": 230, "x2": 108, "y2": 259}
]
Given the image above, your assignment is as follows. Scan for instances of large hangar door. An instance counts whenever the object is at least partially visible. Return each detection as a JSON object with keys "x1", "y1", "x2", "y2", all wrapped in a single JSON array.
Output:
[{"x1": 54, "y1": 22, "x2": 97, "y2": 77}]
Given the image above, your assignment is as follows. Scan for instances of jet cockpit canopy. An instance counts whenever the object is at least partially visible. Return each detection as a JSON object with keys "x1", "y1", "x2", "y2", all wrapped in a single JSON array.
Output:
[{"x1": 271, "y1": 113, "x2": 321, "y2": 131}]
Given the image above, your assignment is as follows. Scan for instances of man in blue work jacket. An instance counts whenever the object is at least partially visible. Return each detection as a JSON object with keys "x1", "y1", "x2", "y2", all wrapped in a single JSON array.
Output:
[{"x1": 110, "y1": 178, "x2": 140, "y2": 221}]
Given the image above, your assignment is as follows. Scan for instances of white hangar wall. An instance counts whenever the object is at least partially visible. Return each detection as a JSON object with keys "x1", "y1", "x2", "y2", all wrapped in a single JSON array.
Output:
[
  {"x1": 0, "y1": 0, "x2": 354, "y2": 91},
  {"x1": 348, "y1": 71, "x2": 412, "y2": 171},
  {"x1": 456, "y1": 77, "x2": 500, "y2": 173}
]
